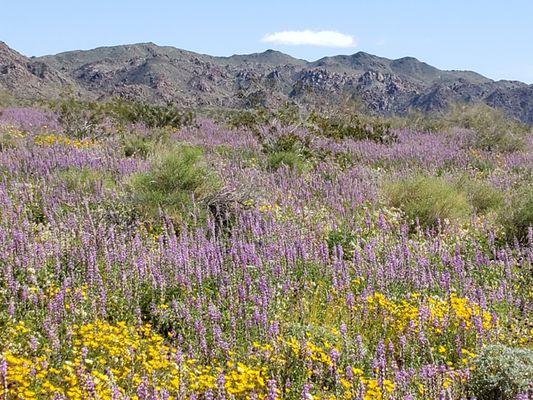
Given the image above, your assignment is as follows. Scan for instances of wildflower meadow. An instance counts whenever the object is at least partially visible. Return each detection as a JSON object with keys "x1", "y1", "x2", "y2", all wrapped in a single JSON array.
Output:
[{"x1": 0, "y1": 105, "x2": 531, "y2": 399}]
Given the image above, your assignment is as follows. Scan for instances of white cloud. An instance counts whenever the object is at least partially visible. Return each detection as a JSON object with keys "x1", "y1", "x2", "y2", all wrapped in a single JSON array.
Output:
[{"x1": 262, "y1": 30, "x2": 357, "y2": 48}]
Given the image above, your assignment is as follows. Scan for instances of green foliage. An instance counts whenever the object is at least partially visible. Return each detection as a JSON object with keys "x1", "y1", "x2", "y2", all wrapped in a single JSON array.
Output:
[
  {"x1": 385, "y1": 176, "x2": 472, "y2": 228},
  {"x1": 57, "y1": 167, "x2": 115, "y2": 193},
  {"x1": 263, "y1": 133, "x2": 312, "y2": 172},
  {"x1": 109, "y1": 100, "x2": 194, "y2": 128},
  {"x1": 387, "y1": 109, "x2": 448, "y2": 133},
  {"x1": 51, "y1": 98, "x2": 195, "y2": 138},
  {"x1": 327, "y1": 228, "x2": 357, "y2": 258},
  {"x1": 266, "y1": 150, "x2": 308, "y2": 172},
  {"x1": 122, "y1": 136, "x2": 152, "y2": 158},
  {"x1": 128, "y1": 145, "x2": 220, "y2": 224},
  {"x1": 499, "y1": 186, "x2": 533, "y2": 243},
  {"x1": 457, "y1": 178, "x2": 504, "y2": 214},
  {"x1": 54, "y1": 98, "x2": 107, "y2": 138},
  {"x1": 446, "y1": 104, "x2": 528, "y2": 152},
  {"x1": 0, "y1": 90, "x2": 25, "y2": 108},
  {"x1": 0, "y1": 130, "x2": 21, "y2": 151},
  {"x1": 224, "y1": 109, "x2": 269, "y2": 132},
  {"x1": 308, "y1": 112, "x2": 397, "y2": 143},
  {"x1": 120, "y1": 128, "x2": 172, "y2": 158},
  {"x1": 468, "y1": 345, "x2": 533, "y2": 400}
]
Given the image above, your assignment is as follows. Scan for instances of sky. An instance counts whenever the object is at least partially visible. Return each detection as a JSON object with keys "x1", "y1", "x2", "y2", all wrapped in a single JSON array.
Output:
[{"x1": 1, "y1": 0, "x2": 532, "y2": 83}]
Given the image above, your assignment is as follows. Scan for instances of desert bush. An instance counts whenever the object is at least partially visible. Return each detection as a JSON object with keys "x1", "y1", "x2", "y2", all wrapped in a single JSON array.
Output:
[
  {"x1": 52, "y1": 98, "x2": 195, "y2": 137},
  {"x1": 266, "y1": 150, "x2": 308, "y2": 172},
  {"x1": 128, "y1": 145, "x2": 220, "y2": 224},
  {"x1": 499, "y1": 186, "x2": 533, "y2": 243},
  {"x1": 468, "y1": 345, "x2": 533, "y2": 400},
  {"x1": 109, "y1": 100, "x2": 194, "y2": 128},
  {"x1": 224, "y1": 108, "x2": 269, "y2": 132},
  {"x1": 121, "y1": 128, "x2": 171, "y2": 158},
  {"x1": 445, "y1": 104, "x2": 528, "y2": 152},
  {"x1": 308, "y1": 112, "x2": 397, "y2": 144},
  {"x1": 385, "y1": 175, "x2": 472, "y2": 228},
  {"x1": 327, "y1": 228, "x2": 357, "y2": 258},
  {"x1": 122, "y1": 136, "x2": 152, "y2": 158},
  {"x1": 54, "y1": 98, "x2": 107, "y2": 138},
  {"x1": 263, "y1": 133, "x2": 312, "y2": 172},
  {"x1": 457, "y1": 178, "x2": 504, "y2": 214},
  {"x1": 58, "y1": 167, "x2": 115, "y2": 194},
  {"x1": 0, "y1": 129, "x2": 23, "y2": 151}
]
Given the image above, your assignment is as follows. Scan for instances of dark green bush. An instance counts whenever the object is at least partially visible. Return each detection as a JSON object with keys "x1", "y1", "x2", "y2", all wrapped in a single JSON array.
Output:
[
  {"x1": 308, "y1": 112, "x2": 397, "y2": 144},
  {"x1": 385, "y1": 176, "x2": 472, "y2": 228},
  {"x1": 223, "y1": 109, "x2": 269, "y2": 133},
  {"x1": 128, "y1": 145, "x2": 220, "y2": 224},
  {"x1": 262, "y1": 133, "x2": 312, "y2": 172},
  {"x1": 52, "y1": 98, "x2": 195, "y2": 137},
  {"x1": 266, "y1": 150, "x2": 308, "y2": 172},
  {"x1": 468, "y1": 345, "x2": 533, "y2": 400},
  {"x1": 327, "y1": 228, "x2": 357, "y2": 258},
  {"x1": 123, "y1": 136, "x2": 152, "y2": 158},
  {"x1": 109, "y1": 100, "x2": 195, "y2": 128}
]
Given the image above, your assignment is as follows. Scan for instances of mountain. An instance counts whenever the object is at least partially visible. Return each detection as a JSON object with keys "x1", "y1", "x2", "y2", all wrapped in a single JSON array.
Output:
[
  {"x1": 0, "y1": 41, "x2": 87, "y2": 99},
  {"x1": 1, "y1": 41, "x2": 532, "y2": 124}
]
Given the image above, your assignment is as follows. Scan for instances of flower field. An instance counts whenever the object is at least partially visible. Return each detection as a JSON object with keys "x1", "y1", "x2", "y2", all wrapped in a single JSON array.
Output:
[{"x1": 0, "y1": 107, "x2": 531, "y2": 399}]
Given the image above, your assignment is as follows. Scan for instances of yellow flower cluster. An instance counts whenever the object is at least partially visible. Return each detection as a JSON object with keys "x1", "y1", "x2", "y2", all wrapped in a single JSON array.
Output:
[
  {"x1": 364, "y1": 292, "x2": 495, "y2": 334},
  {"x1": 186, "y1": 360, "x2": 266, "y2": 397},
  {"x1": 34, "y1": 133, "x2": 93, "y2": 148},
  {"x1": 0, "y1": 321, "x2": 266, "y2": 399}
]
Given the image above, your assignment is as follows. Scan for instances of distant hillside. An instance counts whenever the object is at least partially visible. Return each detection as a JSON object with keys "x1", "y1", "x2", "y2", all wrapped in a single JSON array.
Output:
[{"x1": 1, "y1": 41, "x2": 532, "y2": 124}]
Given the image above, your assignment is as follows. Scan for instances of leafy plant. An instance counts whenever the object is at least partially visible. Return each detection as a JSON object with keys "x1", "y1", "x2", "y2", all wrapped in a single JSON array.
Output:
[
  {"x1": 263, "y1": 133, "x2": 312, "y2": 172},
  {"x1": 128, "y1": 145, "x2": 220, "y2": 224},
  {"x1": 468, "y1": 345, "x2": 533, "y2": 400},
  {"x1": 58, "y1": 167, "x2": 115, "y2": 193}
]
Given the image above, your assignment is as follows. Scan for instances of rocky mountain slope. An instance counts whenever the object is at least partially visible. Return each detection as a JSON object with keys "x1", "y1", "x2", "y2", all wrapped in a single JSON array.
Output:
[{"x1": 1, "y1": 41, "x2": 532, "y2": 124}]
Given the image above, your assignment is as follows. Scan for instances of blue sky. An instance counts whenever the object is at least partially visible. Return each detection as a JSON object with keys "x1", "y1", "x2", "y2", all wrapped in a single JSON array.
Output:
[{"x1": 1, "y1": 0, "x2": 532, "y2": 83}]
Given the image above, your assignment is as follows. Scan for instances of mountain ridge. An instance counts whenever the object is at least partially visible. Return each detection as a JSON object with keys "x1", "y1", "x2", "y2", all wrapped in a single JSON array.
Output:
[{"x1": 1, "y1": 41, "x2": 532, "y2": 124}]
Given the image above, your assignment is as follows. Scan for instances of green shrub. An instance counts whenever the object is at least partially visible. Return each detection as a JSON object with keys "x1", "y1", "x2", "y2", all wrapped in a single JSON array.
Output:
[
  {"x1": 262, "y1": 133, "x2": 312, "y2": 172},
  {"x1": 54, "y1": 98, "x2": 107, "y2": 138},
  {"x1": 385, "y1": 176, "x2": 472, "y2": 228},
  {"x1": 458, "y1": 179, "x2": 504, "y2": 214},
  {"x1": 58, "y1": 167, "x2": 115, "y2": 193},
  {"x1": 468, "y1": 345, "x2": 533, "y2": 400},
  {"x1": 123, "y1": 137, "x2": 151, "y2": 158},
  {"x1": 308, "y1": 112, "x2": 397, "y2": 144},
  {"x1": 0, "y1": 130, "x2": 21, "y2": 151},
  {"x1": 224, "y1": 109, "x2": 269, "y2": 133},
  {"x1": 266, "y1": 150, "x2": 308, "y2": 172},
  {"x1": 445, "y1": 104, "x2": 528, "y2": 152},
  {"x1": 128, "y1": 145, "x2": 220, "y2": 223},
  {"x1": 499, "y1": 187, "x2": 533, "y2": 243},
  {"x1": 109, "y1": 100, "x2": 195, "y2": 128}
]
